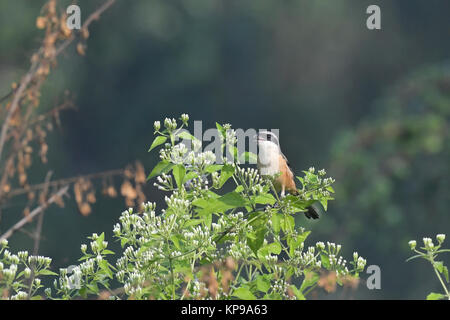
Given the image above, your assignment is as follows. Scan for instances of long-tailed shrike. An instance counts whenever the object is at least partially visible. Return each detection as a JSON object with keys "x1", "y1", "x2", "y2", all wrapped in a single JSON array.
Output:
[{"x1": 256, "y1": 130, "x2": 319, "y2": 219}]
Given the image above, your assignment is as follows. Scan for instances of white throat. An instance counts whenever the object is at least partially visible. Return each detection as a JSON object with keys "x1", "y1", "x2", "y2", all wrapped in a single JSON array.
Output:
[{"x1": 257, "y1": 140, "x2": 280, "y2": 176}]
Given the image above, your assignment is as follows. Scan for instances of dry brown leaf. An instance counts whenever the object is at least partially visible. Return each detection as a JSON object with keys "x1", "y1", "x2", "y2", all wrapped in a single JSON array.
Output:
[
  {"x1": 2, "y1": 184, "x2": 10, "y2": 193},
  {"x1": 135, "y1": 161, "x2": 146, "y2": 183},
  {"x1": 76, "y1": 43, "x2": 86, "y2": 56},
  {"x1": 79, "y1": 202, "x2": 92, "y2": 216},
  {"x1": 36, "y1": 16, "x2": 47, "y2": 29},
  {"x1": 121, "y1": 180, "x2": 137, "y2": 199},
  {"x1": 317, "y1": 272, "x2": 337, "y2": 293},
  {"x1": 86, "y1": 191, "x2": 96, "y2": 203},
  {"x1": 106, "y1": 185, "x2": 117, "y2": 198},
  {"x1": 81, "y1": 28, "x2": 90, "y2": 40}
]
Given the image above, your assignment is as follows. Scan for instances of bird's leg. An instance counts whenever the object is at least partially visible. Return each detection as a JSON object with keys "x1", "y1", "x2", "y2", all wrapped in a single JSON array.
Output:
[{"x1": 280, "y1": 185, "x2": 285, "y2": 198}]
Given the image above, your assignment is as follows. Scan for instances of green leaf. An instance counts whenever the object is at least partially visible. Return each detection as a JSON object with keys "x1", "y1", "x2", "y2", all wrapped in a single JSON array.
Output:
[
  {"x1": 435, "y1": 261, "x2": 444, "y2": 274},
  {"x1": 205, "y1": 164, "x2": 223, "y2": 173},
  {"x1": 173, "y1": 164, "x2": 186, "y2": 189},
  {"x1": 443, "y1": 266, "x2": 449, "y2": 283},
  {"x1": 232, "y1": 287, "x2": 257, "y2": 300},
  {"x1": 218, "y1": 164, "x2": 235, "y2": 188},
  {"x1": 281, "y1": 214, "x2": 295, "y2": 233},
  {"x1": 37, "y1": 269, "x2": 58, "y2": 276},
  {"x1": 256, "y1": 275, "x2": 271, "y2": 293},
  {"x1": 266, "y1": 242, "x2": 282, "y2": 255},
  {"x1": 320, "y1": 199, "x2": 328, "y2": 211},
  {"x1": 426, "y1": 292, "x2": 445, "y2": 300},
  {"x1": 183, "y1": 219, "x2": 203, "y2": 227},
  {"x1": 271, "y1": 212, "x2": 281, "y2": 234},
  {"x1": 297, "y1": 231, "x2": 311, "y2": 244},
  {"x1": 182, "y1": 171, "x2": 198, "y2": 184},
  {"x1": 300, "y1": 271, "x2": 319, "y2": 293},
  {"x1": 216, "y1": 122, "x2": 226, "y2": 139},
  {"x1": 248, "y1": 228, "x2": 266, "y2": 254},
  {"x1": 321, "y1": 254, "x2": 331, "y2": 269},
  {"x1": 99, "y1": 260, "x2": 113, "y2": 278},
  {"x1": 170, "y1": 235, "x2": 181, "y2": 250},
  {"x1": 96, "y1": 232, "x2": 105, "y2": 248},
  {"x1": 254, "y1": 193, "x2": 276, "y2": 205},
  {"x1": 289, "y1": 285, "x2": 306, "y2": 300},
  {"x1": 193, "y1": 191, "x2": 247, "y2": 217},
  {"x1": 177, "y1": 131, "x2": 195, "y2": 140},
  {"x1": 287, "y1": 232, "x2": 309, "y2": 257},
  {"x1": 148, "y1": 136, "x2": 167, "y2": 152},
  {"x1": 147, "y1": 160, "x2": 174, "y2": 180}
]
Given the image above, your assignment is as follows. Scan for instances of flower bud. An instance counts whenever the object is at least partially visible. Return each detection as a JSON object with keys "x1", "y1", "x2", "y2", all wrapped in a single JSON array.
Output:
[
  {"x1": 154, "y1": 121, "x2": 161, "y2": 131},
  {"x1": 181, "y1": 114, "x2": 189, "y2": 124},
  {"x1": 436, "y1": 234, "x2": 445, "y2": 244},
  {"x1": 408, "y1": 240, "x2": 417, "y2": 250},
  {"x1": 24, "y1": 267, "x2": 31, "y2": 278}
]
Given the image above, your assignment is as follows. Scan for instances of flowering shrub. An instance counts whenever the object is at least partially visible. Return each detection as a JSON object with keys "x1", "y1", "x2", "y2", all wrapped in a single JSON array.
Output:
[
  {"x1": 407, "y1": 234, "x2": 450, "y2": 300},
  {"x1": 0, "y1": 115, "x2": 367, "y2": 300}
]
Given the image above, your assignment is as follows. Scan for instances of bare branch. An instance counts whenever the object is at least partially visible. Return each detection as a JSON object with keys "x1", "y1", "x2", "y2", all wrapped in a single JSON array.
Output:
[
  {"x1": 0, "y1": 185, "x2": 69, "y2": 242},
  {"x1": 55, "y1": 0, "x2": 116, "y2": 56},
  {"x1": 5, "y1": 168, "x2": 124, "y2": 198}
]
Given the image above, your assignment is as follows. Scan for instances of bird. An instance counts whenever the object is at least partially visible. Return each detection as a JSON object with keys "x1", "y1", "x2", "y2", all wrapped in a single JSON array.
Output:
[{"x1": 255, "y1": 130, "x2": 320, "y2": 219}]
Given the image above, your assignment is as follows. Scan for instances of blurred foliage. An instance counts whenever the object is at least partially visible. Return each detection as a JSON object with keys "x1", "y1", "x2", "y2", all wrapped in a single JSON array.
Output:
[{"x1": 322, "y1": 64, "x2": 450, "y2": 298}]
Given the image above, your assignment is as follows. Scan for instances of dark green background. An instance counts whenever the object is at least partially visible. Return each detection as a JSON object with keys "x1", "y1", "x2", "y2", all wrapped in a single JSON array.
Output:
[{"x1": 1, "y1": 0, "x2": 449, "y2": 299}]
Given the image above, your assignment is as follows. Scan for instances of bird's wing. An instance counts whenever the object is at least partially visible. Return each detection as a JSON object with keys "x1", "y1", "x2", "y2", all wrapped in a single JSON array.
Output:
[{"x1": 280, "y1": 151, "x2": 294, "y2": 175}]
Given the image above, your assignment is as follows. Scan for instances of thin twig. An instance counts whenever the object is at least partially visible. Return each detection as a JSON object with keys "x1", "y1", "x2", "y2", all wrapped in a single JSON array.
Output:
[
  {"x1": 5, "y1": 168, "x2": 124, "y2": 198},
  {"x1": 33, "y1": 171, "x2": 53, "y2": 256},
  {"x1": 54, "y1": 0, "x2": 116, "y2": 57},
  {"x1": 0, "y1": 185, "x2": 69, "y2": 242},
  {"x1": 0, "y1": 61, "x2": 39, "y2": 163}
]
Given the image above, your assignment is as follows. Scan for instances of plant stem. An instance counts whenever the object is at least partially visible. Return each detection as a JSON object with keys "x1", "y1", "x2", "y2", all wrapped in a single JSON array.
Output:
[{"x1": 429, "y1": 252, "x2": 450, "y2": 299}]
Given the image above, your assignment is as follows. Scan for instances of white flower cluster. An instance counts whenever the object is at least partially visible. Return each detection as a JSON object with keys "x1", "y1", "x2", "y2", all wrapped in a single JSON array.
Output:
[
  {"x1": 165, "y1": 193, "x2": 191, "y2": 215},
  {"x1": 164, "y1": 117, "x2": 177, "y2": 131},
  {"x1": 183, "y1": 225, "x2": 214, "y2": 249},
  {"x1": 290, "y1": 246, "x2": 321, "y2": 272},
  {"x1": 352, "y1": 252, "x2": 367, "y2": 271},
  {"x1": 225, "y1": 128, "x2": 237, "y2": 146},
  {"x1": 326, "y1": 242, "x2": 342, "y2": 256},
  {"x1": 184, "y1": 175, "x2": 210, "y2": 198},
  {"x1": 1, "y1": 263, "x2": 18, "y2": 282},
  {"x1": 180, "y1": 113, "x2": 189, "y2": 125},
  {"x1": 236, "y1": 167, "x2": 265, "y2": 195},
  {"x1": 10, "y1": 291, "x2": 28, "y2": 300},
  {"x1": 271, "y1": 278, "x2": 290, "y2": 298},
  {"x1": 186, "y1": 150, "x2": 217, "y2": 168},
  {"x1": 228, "y1": 241, "x2": 253, "y2": 261},
  {"x1": 153, "y1": 173, "x2": 173, "y2": 191},
  {"x1": 212, "y1": 211, "x2": 245, "y2": 235},
  {"x1": 423, "y1": 237, "x2": 435, "y2": 250},
  {"x1": 159, "y1": 143, "x2": 189, "y2": 165}
]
